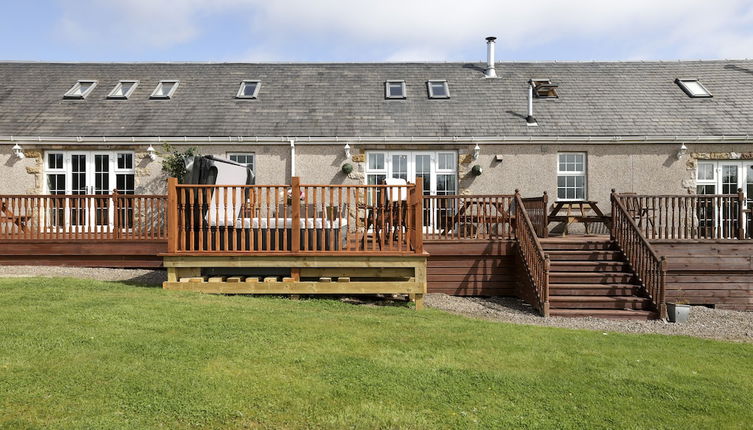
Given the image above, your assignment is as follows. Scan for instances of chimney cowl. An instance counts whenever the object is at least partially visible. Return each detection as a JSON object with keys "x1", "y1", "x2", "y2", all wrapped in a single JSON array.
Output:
[{"x1": 484, "y1": 36, "x2": 497, "y2": 78}]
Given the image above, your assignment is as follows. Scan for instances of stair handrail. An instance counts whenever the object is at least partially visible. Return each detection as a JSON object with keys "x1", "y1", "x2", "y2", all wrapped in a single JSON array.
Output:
[
  {"x1": 611, "y1": 190, "x2": 668, "y2": 319},
  {"x1": 513, "y1": 191, "x2": 550, "y2": 316}
]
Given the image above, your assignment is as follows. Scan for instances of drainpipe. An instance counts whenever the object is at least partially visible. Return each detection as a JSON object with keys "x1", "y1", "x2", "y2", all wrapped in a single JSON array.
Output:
[
  {"x1": 526, "y1": 80, "x2": 538, "y2": 126},
  {"x1": 290, "y1": 138, "x2": 296, "y2": 179},
  {"x1": 485, "y1": 36, "x2": 497, "y2": 78}
]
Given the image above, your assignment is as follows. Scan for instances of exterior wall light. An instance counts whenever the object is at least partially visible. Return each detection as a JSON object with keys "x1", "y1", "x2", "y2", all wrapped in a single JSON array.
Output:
[
  {"x1": 146, "y1": 144, "x2": 157, "y2": 161},
  {"x1": 472, "y1": 143, "x2": 480, "y2": 161},
  {"x1": 676, "y1": 143, "x2": 688, "y2": 160},
  {"x1": 12, "y1": 143, "x2": 25, "y2": 159},
  {"x1": 344, "y1": 143, "x2": 351, "y2": 159},
  {"x1": 341, "y1": 163, "x2": 354, "y2": 174},
  {"x1": 471, "y1": 164, "x2": 483, "y2": 176}
]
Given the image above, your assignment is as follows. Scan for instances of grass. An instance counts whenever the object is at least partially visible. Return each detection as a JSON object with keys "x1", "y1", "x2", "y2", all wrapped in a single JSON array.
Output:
[{"x1": 0, "y1": 278, "x2": 752, "y2": 429}]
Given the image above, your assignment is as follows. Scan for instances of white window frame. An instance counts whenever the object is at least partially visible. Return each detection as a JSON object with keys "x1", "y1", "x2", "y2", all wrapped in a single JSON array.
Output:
[
  {"x1": 236, "y1": 80, "x2": 261, "y2": 99},
  {"x1": 107, "y1": 80, "x2": 139, "y2": 99},
  {"x1": 64, "y1": 80, "x2": 97, "y2": 99},
  {"x1": 556, "y1": 152, "x2": 587, "y2": 201},
  {"x1": 227, "y1": 153, "x2": 256, "y2": 184},
  {"x1": 43, "y1": 150, "x2": 136, "y2": 195},
  {"x1": 676, "y1": 78, "x2": 712, "y2": 98},
  {"x1": 696, "y1": 161, "x2": 717, "y2": 194},
  {"x1": 427, "y1": 80, "x2": 450, "y2": 99},
  {"x1": 150, "y1": 80, "x2": 180, "y2": 99},
  {"x1": 385, "y1": 80, "x2": 406, "y2": 99},
  {"x1": 364, "y1": 150, "x2": 457, "y2": 195}
]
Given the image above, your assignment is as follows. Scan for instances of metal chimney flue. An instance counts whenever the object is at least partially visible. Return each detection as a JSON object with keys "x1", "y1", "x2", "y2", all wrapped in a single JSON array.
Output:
[
  {"x1": 485, "y1": 36, "x2": 497, "y2": 78},
  {"x1": 526, "y1": 80, "x2": 538, "y2": 126}
]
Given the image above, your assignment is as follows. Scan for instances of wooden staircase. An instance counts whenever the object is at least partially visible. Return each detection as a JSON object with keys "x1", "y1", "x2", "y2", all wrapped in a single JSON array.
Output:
[{"x1": 541, "y1": 236, "x2": 659, "y2": 320}]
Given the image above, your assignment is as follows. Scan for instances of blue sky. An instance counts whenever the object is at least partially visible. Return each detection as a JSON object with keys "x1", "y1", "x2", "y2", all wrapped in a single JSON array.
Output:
[{"x1": 1, "y1": 0, "x2": 752, "y2": 63}]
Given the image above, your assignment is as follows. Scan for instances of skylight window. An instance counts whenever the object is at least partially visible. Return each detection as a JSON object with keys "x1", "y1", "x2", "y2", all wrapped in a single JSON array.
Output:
[
  {"x1": 107, "y1": 80, "x2": 139, "y2": 99},
  {"x1": 385, "y1": 80, "x2": 406, "y2": 99},
  {"x1": 427, "y1": 80, "x2": 450, "y2": 98},
  {"x1": 64, "y1": 80, "x2": 97, "y2": 99},
  {"x1": 531, "y1": 79, "x2": 559, "y2": 98},
  {"x1": 236, "y1": 80, "x2": 261, "y2": 99},
  {"x1": 676, "y1": 78, "x2": 712, "y2": 98},
  {"x1": 150, "y1": 80, "x2": 179, "y2": 99}
]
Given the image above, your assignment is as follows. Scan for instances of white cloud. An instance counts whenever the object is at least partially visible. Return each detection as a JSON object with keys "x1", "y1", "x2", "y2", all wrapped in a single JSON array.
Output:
[{"x1": 54, "y1": 0, "x2": 753, "y2": 60}]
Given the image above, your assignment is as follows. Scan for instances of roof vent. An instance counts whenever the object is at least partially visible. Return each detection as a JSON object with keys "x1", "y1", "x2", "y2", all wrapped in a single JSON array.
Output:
[
  {"x1": 484, "y1": 37, "x2": 497, "y2": 78},
  {"x1": 526, "y1": 80, "x2": 538, "y2": 126}
]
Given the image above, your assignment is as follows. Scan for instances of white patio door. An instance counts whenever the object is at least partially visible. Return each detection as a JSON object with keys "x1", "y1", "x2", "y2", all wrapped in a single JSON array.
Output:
[
  {"x1": 697, "y1": 161, "x2": 752, "y2": 237},
  {"x1": 68, "y1": 152, "x2": 114, "y2": 230}
]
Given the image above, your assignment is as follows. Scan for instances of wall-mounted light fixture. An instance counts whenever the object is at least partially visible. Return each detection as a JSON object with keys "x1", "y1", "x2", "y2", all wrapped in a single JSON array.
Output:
[
  {"x1": 12, "y1": 143, "x2": 25, "y2": 159},
  {"x1": 472, "y1": 143, "x2": 480, "y2": 160},
  {"x1": 676, "y1": 143, "x2": 688, "y2": 160},
  {"x1": 146, "y1": 144, "x2": 157, "y2": 161},
  {"x1": 344, "y1": 143, "x2": 351, "y2": 159}
]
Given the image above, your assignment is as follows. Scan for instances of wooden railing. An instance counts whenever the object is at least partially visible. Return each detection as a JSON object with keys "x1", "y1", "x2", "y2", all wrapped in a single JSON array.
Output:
[
  {"x1": 167, "y1": 177, "x2": 424, "y2": 255},
  {"x1": 522, "y1": 192, "x2": 549, "y2": 238},
  {"x1": 0, "y1": 192, "x2": 167, "y2": 241},
  {"x1": 615, "y1": 190, "x2": 750, "y2": 240},
  {"x1": 513, "y1": 191, "x2": 550, "y2": 316},
  {"x1": 421, "y1": 194, "x2": 515, "y2": 240},
  {"x1": 611, "y1": 191, "x2": 667, "y2": 318}
]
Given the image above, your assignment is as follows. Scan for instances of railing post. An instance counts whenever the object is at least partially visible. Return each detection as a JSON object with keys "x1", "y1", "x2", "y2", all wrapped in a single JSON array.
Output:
[
  {"x1": 291, "y1": 176, "x2": 301, "y2": 253},
  {"x1": 737, "y1": 188, "x2": 745, "y2": 240},
  {"x1": 542, "y1": 191, "x2": 549, "y2": 238},
  {"x1": 112, "y1": 189, "x2": 121, "y2": 240},
  {"x1": 610, "y1": 189, "x2": 617, "y2": 242},
  {"x1": 659, "y1": 256, "x2": 668, "y2": 320},
  {"x1": 412, "y1": 177, "x2": 424, "y2": 254},
  {"x1": 167, "y1": 177, "x2": 178, "y2": 253}
]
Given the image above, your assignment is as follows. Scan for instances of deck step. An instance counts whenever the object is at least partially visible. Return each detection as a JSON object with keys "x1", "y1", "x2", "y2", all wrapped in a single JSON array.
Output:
[
  {"x1": 549, "y1": 261, "x2": 629, "y2": 272},
  {"x1": 541, "y1": 238, "x2": 613, "y2": 251},
  {"x1": 546, "y1": 250, "x2": 622, "y2": 261},
  {"x1": 549, "y1": 308, "x2": 658, "y2": 320},
  {"x1": 549, "y1": 283, "x2": 639, "y2": 296},
  {"x1": 550, "y1": 295, "x2": 652, "y2": 310},
  {"x1": 549, "y1": 272, "x2": 634, "y2": 284}
]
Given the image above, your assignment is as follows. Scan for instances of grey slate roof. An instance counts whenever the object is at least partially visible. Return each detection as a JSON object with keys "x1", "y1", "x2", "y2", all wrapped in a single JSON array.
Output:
[{"x1": 0, "y1": 60, "x2": 752, "y2": 138}]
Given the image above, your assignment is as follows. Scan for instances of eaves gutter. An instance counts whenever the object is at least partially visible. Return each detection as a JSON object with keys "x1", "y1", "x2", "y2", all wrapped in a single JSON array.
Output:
[{"x1": 0, "y1": 135, "x2": 752, "y2": 145}]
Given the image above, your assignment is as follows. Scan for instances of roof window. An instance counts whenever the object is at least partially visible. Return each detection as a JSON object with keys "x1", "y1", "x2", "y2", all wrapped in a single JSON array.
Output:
[
  {"x1": 150, "y1": 80, "x2": 179, "y2": 99},
  {"x1": 427, "y1": 80, "x2": 450, "y2": 98},
  {"x1": 236, "y1": 80, "x2": 261, "y2": 99},
  {"x1": 385, "y1": 80, "x2": 406, "y2": 99},
  {"x1": 64, "y1": 80, "x2": 97, "y2": 99},
  {"x1": 676, "y1": 78, "x2": 712, "y2": 98},
  {"x1": 107, "y1": 80, "x2": 139, "y2": 99},
  {"x1": 531, "y1": 79, "x2": 559, "y2": 98}
]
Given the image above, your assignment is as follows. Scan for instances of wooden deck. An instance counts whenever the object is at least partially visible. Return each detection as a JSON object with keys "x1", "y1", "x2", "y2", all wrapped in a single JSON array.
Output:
[{"x1": 1, "y1": 184, "x2": 752, "y2": 316}]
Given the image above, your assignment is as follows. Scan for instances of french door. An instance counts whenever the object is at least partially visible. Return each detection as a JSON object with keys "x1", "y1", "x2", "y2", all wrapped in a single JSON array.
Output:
[
  {"x1": 44, "y1": 151, "x2": 135, "y2": 231},
  {"x1": 365, "y1": 151, "x2": 458, "y2": 232},
  {"x1": 696, "y1": 161, "x2": 753, "y2": 237}
]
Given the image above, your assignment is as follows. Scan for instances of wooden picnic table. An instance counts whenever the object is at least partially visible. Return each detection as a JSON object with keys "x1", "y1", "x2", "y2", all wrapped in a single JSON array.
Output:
[
  {"x1": 548, "y1": 200, "x2": 610, "y2": 235},
  {"x1": 438, "y1": 198, "x2": 510, "y2": 238}
]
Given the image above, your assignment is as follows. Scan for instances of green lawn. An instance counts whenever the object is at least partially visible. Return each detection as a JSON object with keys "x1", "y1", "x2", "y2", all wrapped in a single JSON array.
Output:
[{"x1": 0, "y1": 278, "x2": 751, "y2": 429}]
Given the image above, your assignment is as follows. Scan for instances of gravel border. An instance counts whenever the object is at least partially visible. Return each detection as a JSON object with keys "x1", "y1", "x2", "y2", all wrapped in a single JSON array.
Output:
[
  {"x1": 426, "y1": 294, "x2": 753, "y2": 343},
  {"x1": 1, "y1": 266, "x2": 750, "y2": 343}
]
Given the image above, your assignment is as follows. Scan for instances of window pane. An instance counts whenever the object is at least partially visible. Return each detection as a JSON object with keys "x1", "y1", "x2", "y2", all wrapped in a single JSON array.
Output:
[
  {"x1": 722, "y1": 166, "x2": 738, "y2": 194},
  {"x1": 697, "y1": 163, "x2": 715, "y2": 181},
  {"x1": 392, "y1": 154, "x2": 408, "y2": 180},
  {"x1": 242, "y1": 82, "x2": 257, "y2": 96},
  {"x1": 697, "y1": 184, "x2": 716, "y2": 194},
  {"x1": 437, "y1": 175, "x2": 456, "y2": 195},
  {"x1": 388, "y1": 82, "x2": 403, "y2": 97},
  {"x1": 368, "y1": 153, "x2": 384, "y2": 170},
  {"x1": 438, "y1": 153, "x2": 454, "y2": 170},
  {"x1": 48, "y1": 153, "x2": 63, "y2": 169},
  {"x1": 430, "y1": 82, "x2": 447, "y2": 97},
  {"x1": 117, "y1": 153, "x2": 133, "y2": 170},
  {"x1": 367, "y1": 174, "x2": 386, "y2": 185}
]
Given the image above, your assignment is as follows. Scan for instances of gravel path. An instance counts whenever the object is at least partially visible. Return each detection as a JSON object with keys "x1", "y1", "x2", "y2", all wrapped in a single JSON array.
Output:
[
  {"x1": 426, "y1": 294, "x2": 753, "y2": 343},
  {"x1": 0, "y1": 265, "x2": 166, "y2": 285},
  {"x1": 1, "y1": 266, "x2": 750, "y2": 343}
]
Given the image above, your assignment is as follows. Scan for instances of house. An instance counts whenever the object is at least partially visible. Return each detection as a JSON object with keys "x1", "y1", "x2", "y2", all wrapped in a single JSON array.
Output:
[{"x1": 1, "y1": 38, "x2": 752, "y2": 317}]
